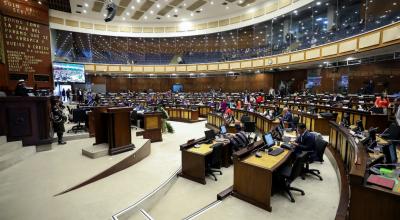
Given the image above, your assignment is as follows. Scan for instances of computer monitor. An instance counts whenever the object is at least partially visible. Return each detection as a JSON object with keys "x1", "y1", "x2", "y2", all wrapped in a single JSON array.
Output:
[
  {"x1": 263, "y1": 132, "x2": 275, "y2": 148},
  {"x1": 279, "y1": 119, "x2": 285, "y2": 130},
  {"x1": 205, "y1": 130, "x2": 215, "y2": 140},
  {"x1": 220, "y1": 125, "x2": 227, "y2": 134},
  {"x1": 382, "y1": 144, "x2": 398, "y2": 164},
  {"x1": 356, "y1": 120, "x2": 364, "y2": 132},
  {"x1": 383, "y1": 123, "x2": 400, "y2": 140},
  {"x1": 368, "y1": 127, "x2": 377, "y2": 142},
  {"x1": 276, "y1": 125, "x2": 284, "y2": 138},
  {"x1": 244, "y1": 121, "x2": 256, "y2": 133}
]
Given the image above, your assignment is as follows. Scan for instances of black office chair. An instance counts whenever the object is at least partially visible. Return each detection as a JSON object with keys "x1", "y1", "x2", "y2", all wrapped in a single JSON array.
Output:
[
  {"x1": 244, "y1": 121, "x2": 256, "y2": 140},
  {"x1": 68, "y1": 108, "x2": 87, "y2": 133},
  {"x1": 205, "y1": 143, "x2": 223, "y2": 181},
  {"x1": 302, "y1": 132, "x2": 328, "y2": 181},
  {"x1": 292, "y1": 116, "x2": 300, "y2": 129},
  {"x1": 277, "y1": 151, "x2": 307, "y2": 202}
]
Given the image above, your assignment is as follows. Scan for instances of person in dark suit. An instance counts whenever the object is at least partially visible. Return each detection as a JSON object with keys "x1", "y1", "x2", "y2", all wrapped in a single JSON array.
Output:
[
  {"x1": 52, "y1": 99, "x2": 67, "y2": 145},
  {"x1": 14, "y1": 79, "x2": 28, "y2": 96},
  {"x1": 282, "y1": 107, "x2": 294, "y2": 128},
  {"x1": 292, "y1": 123, "x2": 316, "y2": 157}
]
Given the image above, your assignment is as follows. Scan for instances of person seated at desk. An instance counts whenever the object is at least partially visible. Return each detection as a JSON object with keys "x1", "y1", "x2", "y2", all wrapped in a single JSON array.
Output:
[
  {"x1": 292, "y1": 123, "x2": 316, "y2": 158},
  {"x1": 220, "y1": 99, "x2": 228, "y2": 113},
  {"x1": 224, "y1": 108, "x2": 236, "y2": 125},
  {"x1": 226, "y1": 128, "x2": 249, "y2": 152},
  {"x1": 282, "y1": 107, "x2": 294, "y2": 128},
  {"x1": 375, "y1": 94, "x2": 390, "y2": 109}
]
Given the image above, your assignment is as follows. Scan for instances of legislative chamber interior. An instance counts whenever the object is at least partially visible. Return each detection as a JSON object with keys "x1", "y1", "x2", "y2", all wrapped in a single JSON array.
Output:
[{"x1": 0, "y1": 0, "x2": 400, "y2": 220}]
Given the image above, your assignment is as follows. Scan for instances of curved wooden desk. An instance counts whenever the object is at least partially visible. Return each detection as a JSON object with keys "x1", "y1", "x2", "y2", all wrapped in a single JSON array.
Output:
[
  {"x1": 328, "y1": 121, "x2": 400, "y2": 220},
  {"x1": 232, "y1": 141, "x2": 291, "y2": 212},
  {"x1": 165, "y1": 107, "x2": 199, "y2": 122}
]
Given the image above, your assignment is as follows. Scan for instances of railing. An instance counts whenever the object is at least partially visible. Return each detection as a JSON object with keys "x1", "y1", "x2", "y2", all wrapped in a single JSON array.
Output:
[{"x1": 66, "y1": 22, "x2": 400, "y2": 75}]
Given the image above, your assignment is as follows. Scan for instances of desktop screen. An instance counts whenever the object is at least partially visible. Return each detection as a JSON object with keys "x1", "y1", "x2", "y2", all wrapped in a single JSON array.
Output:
[
  {"x1": 264, "y1": 133, "x2": 275, "y2": 147},
  {"x1": 220, "y1": 126, "x2": 227, "y2": 134}
]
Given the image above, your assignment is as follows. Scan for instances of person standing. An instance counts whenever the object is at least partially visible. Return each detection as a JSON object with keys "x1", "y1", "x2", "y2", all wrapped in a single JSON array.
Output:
[
  {"x1": 52, "y1": 99, "x2": 67, "y2": 145},
  {"x1": 66, "y1": 89, "x2": 71, "y2": 102},
  {"x1": 61, "y1": 89, "x2": 66, "y2": 101}
]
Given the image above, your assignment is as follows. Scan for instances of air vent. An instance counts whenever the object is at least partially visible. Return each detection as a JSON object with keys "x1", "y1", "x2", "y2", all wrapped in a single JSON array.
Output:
[
  {"x1": 222, "y1": 2, "x2": 228, "y2": 5},
  {"x1": 173, "y1": 14, "x2": 178, "y2": 17},
  {"x1": 76, "y1": 11, "x2": 81, "y2": 13},
  {"x1": 76, "y1": 4, "x2": 82, "y2": 7},
  {"x1": 156, "y1": 17, "x2": 161, "y2": 19}
]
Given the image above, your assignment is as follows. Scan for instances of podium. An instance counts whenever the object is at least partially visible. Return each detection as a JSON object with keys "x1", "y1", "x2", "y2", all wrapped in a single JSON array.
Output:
[
  {"x1": 143, "y1": 112, "x2": 162, "y2": 142},
  {"x1": 92, "y1": 107, "x2": 134, "y2": 155},
  {"x1": 0, "y1": 96, "x2": 52, "y2": 146}
]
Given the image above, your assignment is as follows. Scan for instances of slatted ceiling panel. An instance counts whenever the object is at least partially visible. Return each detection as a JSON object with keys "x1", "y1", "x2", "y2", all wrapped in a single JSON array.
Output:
[
  {"x1": 116, "y1": 6, "x2": 125, "y2": 16},
  {"x1": 170, "y1": 0, "x2": 184, "y2": 6},
  {"x1": 187, "y1": 0, "x2": 207, "y2": 11},
  {"x1": 238, "y1": 0, "x2": 256, "y2": 7},
  {"x1": 92, "y1": 1, "x2": 105, "y2": 12},
  {"x1": 157, "y1": 5, "x2": 174, "y2": 16},
  {"x1": 132, "y1": 11, "x2": 145, "y2": 20},
  {"x1": 119, "y1": 0, "x2": 132, "y2": 7},
  {"x1": 140, "y1": 0, "x2": 155, "y2": 11}
]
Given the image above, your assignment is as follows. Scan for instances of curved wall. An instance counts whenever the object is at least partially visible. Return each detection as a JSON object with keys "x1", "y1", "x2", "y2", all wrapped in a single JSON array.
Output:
[
  {"x1": 51, "y1": 0, "x2": 400, "y2": 65},
  {"x1": 74, "y1": 22, "x2": 400, "y2": 74}
]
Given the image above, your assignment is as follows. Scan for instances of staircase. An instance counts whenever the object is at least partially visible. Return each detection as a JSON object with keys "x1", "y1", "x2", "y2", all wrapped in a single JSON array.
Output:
[{"x1": 0, "y1": 136, "x2": 36, "y2": 172}]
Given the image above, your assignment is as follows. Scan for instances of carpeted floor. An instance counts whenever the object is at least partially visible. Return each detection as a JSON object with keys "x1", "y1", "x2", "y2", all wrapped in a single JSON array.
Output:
[{"x1": 0, "y1": 121, "x2": 339, "y2": 220}]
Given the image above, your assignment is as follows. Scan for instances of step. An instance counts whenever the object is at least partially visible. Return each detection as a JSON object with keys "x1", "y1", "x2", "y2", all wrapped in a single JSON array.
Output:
[
  {"x1": 0, "y1": 140, "x2": 23, "y2": 156},
  {"x1": 0, "y1": 136, "x2": 6, "y2": 145},
  {"x1": 0, "y1": 146, "x2": 36, "y2": 172}
]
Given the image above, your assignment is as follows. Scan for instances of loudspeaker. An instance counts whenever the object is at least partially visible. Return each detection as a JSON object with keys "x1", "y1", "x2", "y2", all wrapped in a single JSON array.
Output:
[{"x1": 104, "y1": 2, "x2": 116, "y2": 22}]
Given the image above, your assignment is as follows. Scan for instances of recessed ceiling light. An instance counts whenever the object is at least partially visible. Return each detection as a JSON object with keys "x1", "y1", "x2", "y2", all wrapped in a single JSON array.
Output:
[
  {"x1": 226, "y1": 6, "x2": 229, "y2": 9},
  {"x1": 84, "y1": 3, "x2": 88, "y2": 7},
  {"x1": 239, "y1": 0, "x2": 243, "y2": 3},
  {"x1": 126, "y1": 12, "x2": 130, "y2": 15},
  {"x1": 83, "y1": 9, "x2": 87, "y2": 13},
  {"x1": 157, "y1": 4, "x2": 160, "y2": 8},
  {"x1": 38, "y1": 1, "x2": 42, "y2": 4},
  {"x1": 136, "y1": 0, "x2": 141, "y2": 3},
  {"x1": 131, "y1": 6, "x2": 135, "y2": 9},
  {"x1": 103, "y1": 13, "x2": 107, "y2": 17},
  {"x1": 190, "y1": 12, "x2": 194, "y2": 16},
  {"x1": 174, "y1": 8, "x2": 178, "y2": 12},
  {"x1": 150, "y1": 10, "x2": 154, "y2": 14},
  {"x1": 144, "y1": 16, "x2": 147, "y2": 19},
  {"x1": 316, "y1": 1, "x2": 321, "y2": 5},
  {"x1": 210, "y1": 1, "x2": 214, "y2": 5},
  {"x1": 167, "y1": 14, "x2": 170, "y2": 18},
  {"x1": 122, "y1": 17, "x2": 125, "y2": 20},
  {"x1": 183, "y1": 3, "x2": 186, "y2": 6}
]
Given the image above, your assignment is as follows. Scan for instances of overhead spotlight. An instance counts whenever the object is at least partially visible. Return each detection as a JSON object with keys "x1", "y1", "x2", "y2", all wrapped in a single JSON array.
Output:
[{"x1": 104, "y1": 0, "x2": 117, "y2": 22}]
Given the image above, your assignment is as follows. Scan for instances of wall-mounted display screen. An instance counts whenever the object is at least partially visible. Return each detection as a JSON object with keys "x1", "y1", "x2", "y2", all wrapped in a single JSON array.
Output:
[
  {"x1": 172, "y1": 83, "x2": 183, "y2": 93},
  {"x1": 53, "y1": 62, "x2": 85, "y2": 83},
  {"x1": 305, "y1": 76, "x2": 322, "y2": 89}
]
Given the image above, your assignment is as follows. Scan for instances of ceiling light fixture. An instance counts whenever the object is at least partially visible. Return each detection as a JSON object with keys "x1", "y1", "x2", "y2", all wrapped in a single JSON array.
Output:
[
  {"x1": 157, "y1": 4, "x2": 160, "y2": 8},
  {"x1": 84, "y1": 3, "x2": 88, "y2": 7},
  {"x1": 131, "y1": 6, "x2": 135, "y2": 9}
]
